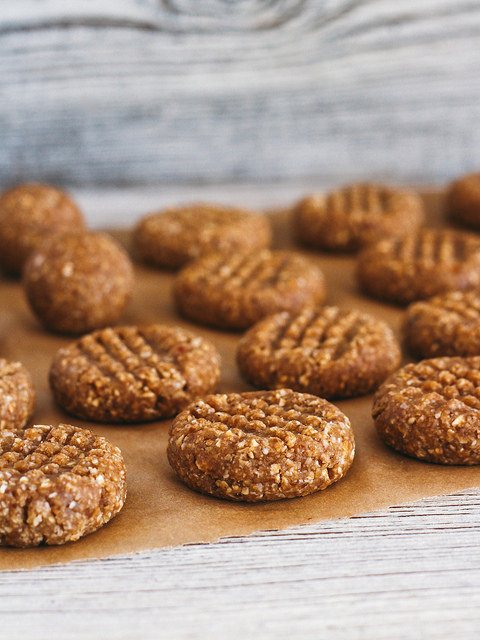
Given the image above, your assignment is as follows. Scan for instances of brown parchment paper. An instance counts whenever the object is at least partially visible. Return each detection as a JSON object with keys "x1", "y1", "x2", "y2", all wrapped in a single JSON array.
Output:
[{"x1": 0, "y1": 189, "x2": 478, "y2": 571}]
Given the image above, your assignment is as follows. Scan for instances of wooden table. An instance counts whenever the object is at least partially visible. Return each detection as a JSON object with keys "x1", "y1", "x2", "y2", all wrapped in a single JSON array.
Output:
[
  {"x1": 1, "y1": 185, "x2": 480, "y2": 639},
  {"x1": 2, "y1": 488, "x2": 479, "y2": 639}
]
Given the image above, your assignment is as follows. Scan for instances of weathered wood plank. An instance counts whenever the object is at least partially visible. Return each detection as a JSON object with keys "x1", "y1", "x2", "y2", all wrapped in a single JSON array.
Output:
[
  {"x1": 0, "y1": 489, "x2": 479, "y2": 639},
  {"x1": 1, "y1": 1, "x2": 480, "y2": 187}
]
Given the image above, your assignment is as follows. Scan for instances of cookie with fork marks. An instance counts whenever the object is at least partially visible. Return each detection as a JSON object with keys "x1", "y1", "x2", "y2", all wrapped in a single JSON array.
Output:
[{"x1": 49, "y1": 325, "x2": 220, "y2": 423}]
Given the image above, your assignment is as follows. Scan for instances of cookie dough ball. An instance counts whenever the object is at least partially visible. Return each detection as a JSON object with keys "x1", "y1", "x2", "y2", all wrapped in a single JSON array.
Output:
[
  {"x1": 373, "y1": 357, "x2": 480, "y2": 465},
  {"x1": 237, "y1": 306, "x2": 401, "y2": 398},
  {"x1": 168, "y1": 389, "x2": 355, "y2": 502},
  {"x1": 0, "y1": 423, "x2": 126, "y2": 546},
  {"x1": 0, "y1": 359, "x2": 35, "y2": 431},
  {"x1": 133, "y1": 203, "x2": 272, "y2": 269},
  {"x1": 174, "y1": 250, "x2": 326, "y2": 330},
  {"x1": 294, "y1": 183, "x2": 424, "y2": 252},
  {"x1": 23, "y1": 231, "x2": 134, "y2": 334},
  {"x1": 447, "y1": 172, "x2": 480, "y2": 228},
  {"x1": 0, "y1": 183, "x2": 85, "y2": 275}
]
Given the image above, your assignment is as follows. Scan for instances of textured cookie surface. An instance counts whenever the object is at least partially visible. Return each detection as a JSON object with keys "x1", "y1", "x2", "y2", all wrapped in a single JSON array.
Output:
[
  {"x1": 237, "y1": 306, "x2": 401, "y2": 398},
  {"x1": 447, "y1": 172, "x2": 480, "y2": 228},
  {"x1": 133, "y1": 203, "x2": 272, "y2": 269},
  {"x1": 0, "y1": 183, "x2": 85, "y2": 275},
  {"x1": 0, "y1": 359, "x2": 35, "y2": 431},
  {"x1": 357, "y1": 229, "x2": 480, "y2": 305},
  {"x1": 373, "y1": 357, "x2": 480, "y2": 464},
  {"x1": 23, "y1": 231, "x2": 134, "y2": 334},
  {"x1": 49, "y1": 325, "x2": 221, "y2": 423},
  {"x1": 168, "y1": 389, "x2": 355, "y2": 501},
  {"x1": 294, "y1": 183, "x2": 424, "y2": 251},
  {"x1": 174, "y1": 250, "x2": 326, "y2": 330},
  {"x1": 0, "y1": 423, "x2": 126, "y2": 547},
  {"x1": 405, "y1": 291, "x2": 480, "y2": 358}
]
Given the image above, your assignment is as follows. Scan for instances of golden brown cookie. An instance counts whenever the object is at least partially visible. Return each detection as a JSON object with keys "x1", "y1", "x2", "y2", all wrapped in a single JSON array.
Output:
[
  {"x1": 49, "y1": 325, "x2": 221, "y2": 423},
  {"x1": 237, "y1": 306, "x2": 401, "y2": 398},
  {"x1": 446, "y1": 172, "x2": 480, "y2": 228},
  {"x1": 404, "y1": 291, "x2": 480, "y2": 358},
  {"x1": 357, "y1": 229, "x2": 480, "y2": 305},
  {"x1": 0, "y1": 359, "x2": 35, "y2": 431},
  {"x1": 23, "y1": 231, "x2": 134, "y2": 334},
  {"x1": 174, "y1": 250, "x2": 326, "y2": 330},
  {"x1": 0, "y1": 423, "x2": 126, "y2": 546},
  {"x1": 133, "y1": 203, "x2": 272, "y2": 269},
  {"x1": 167, "y1": 389, "x2": 355, "y2": 502},
  {"x1": 0, "y1": 183, "x2": 85, "y2": 275},
  {"x1": 293, "y1": 183, "x2": 424, "y2": 252},
  {"x1": 373, "y1": 356, "x2": 480, "y2": 464}
]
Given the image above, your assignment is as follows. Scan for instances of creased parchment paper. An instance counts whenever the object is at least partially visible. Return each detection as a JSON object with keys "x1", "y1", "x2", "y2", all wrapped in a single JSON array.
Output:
[{"x1": 0, "y1": 190, "x2": 477, "y2": 571}]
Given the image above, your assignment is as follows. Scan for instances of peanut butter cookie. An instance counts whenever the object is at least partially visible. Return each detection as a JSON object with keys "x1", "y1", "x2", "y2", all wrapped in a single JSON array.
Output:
[
  {"x1": 133, "y1": 203, "x2": 271, "y2": 269},
  {"x1": 174, "y1": 250, "x2": 326, "y2": 330},
  {"x1": 373, "y1": 357, "x2": 480, "y2": 464},
  {"x1": 237, "y1": 306, "x2": 401, "y2": 398},
  {"x1": 404, "y1": 291, "x2": 480, "y2": 358},
  {"x1": 23, "y1": 231, "x2": 134, "y2": 334},
  {"x1": 293, "y1": 183, "x2": 424, "y2": 252},
  {"x1": 447, "y1": 172, "x2": 480, "y2": 229},
  {"x1": 49, "y1": 325, "x2": 221, "y2": 423},
  {"x1": 357, "y1": 229, "x2": 480, "y2": 305},
  {"x1": 0, "y1": 423, "x2": 126, "y2": 546},
  {"x1": 0, "y1": 183, "x2": 85, "y2": 275},
  {"x1": 168, "y1": 389, "x2": 355, "y2": 502},
  {"x1": 0, "y1": 359, "x2": 35, "y2": 431}
]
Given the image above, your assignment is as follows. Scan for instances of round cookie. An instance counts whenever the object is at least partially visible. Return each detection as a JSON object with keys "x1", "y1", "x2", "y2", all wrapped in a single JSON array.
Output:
[
  {"x1": 23, "y1": 231, "x2": 134, "y2": 334},
  {"x1": 0, "y1": 423, "x2": 126, "y2": 547},
  {"x1": 293, "y1": 183, "x2": 424, "y2": 252},
  {"x1": 174, "y1": 250, "x2": 326, "y2": 330},
  {"x1": 133, "y1": 203, "x2": 272, "y2": 269},
  {"x1": 167, "y1": 388, "x2": 355, "y2": 502},
  {"x1": 372, "y1": 356, "x2": 480, "y2": 465},
  {"x1": 0, "y1": 183, "x2": 85, "y2": 275},
  {"x1": 357, "y1": 229, "x2": 480, "y2": 305},
  {"x1": 0, "y1": 359, "x2": 35, "y2": 431},
  {"x1": 404, "y1": 290, "x2": 480, "y2": 358},
  {"x1": 49, "y1": 324, "x2": 221, "y2": 423},
  {"x1": 237, "y1": 306, "x2": 401, "y2": 398},
  {"x1": 447, "y1": 172, "x2": 480, "y2": 229}
]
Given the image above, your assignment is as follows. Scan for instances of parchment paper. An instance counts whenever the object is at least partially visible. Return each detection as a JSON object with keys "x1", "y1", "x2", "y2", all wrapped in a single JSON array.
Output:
[{"x1": 0, "y1": 190, "x2": 478, "y2": 571}]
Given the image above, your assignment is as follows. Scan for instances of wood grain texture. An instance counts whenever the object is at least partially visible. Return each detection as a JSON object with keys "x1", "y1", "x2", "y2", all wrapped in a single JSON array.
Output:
[
  {"x1": 1, "y1": 1, "x2": 480, "y2": 187},
  {"x1": 0, "y1": 489, "x2": 479, "y2": 639}
]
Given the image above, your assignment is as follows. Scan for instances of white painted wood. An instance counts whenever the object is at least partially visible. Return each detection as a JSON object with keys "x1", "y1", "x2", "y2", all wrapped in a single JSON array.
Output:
[
  {"x1": 0, "y1": 489, "x2": 479, "y2": 639},
  {"x1": 1, "y1": 1, "x2": 480, "y2": 186}
]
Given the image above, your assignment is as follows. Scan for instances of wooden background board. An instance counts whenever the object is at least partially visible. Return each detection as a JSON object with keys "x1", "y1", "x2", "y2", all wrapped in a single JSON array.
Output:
[{"x1": 1, "y1": 0, "x2": 480, "y2": 188}]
